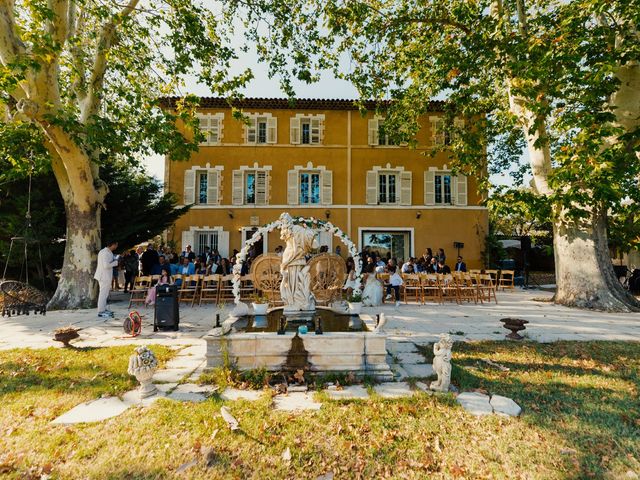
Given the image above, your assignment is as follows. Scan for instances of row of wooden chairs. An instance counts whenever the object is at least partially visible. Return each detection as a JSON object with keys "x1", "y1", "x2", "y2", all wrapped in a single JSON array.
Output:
[
  {"x1": 128, "y1": 274, "x2": 257, "y2": 308},
  {"x1": 468, "y1": 269, "x2": 515, "y2": 291},
  {"x1": 376, "y1": 272, "x2": 498, "y2": 305}
]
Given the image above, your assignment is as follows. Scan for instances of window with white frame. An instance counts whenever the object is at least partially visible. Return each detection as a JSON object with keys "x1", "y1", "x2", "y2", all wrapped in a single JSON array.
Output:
[
  {"x1": 366, "y1": 166, "x2": 412, "y2": 205},
  {"x1": 182, "y1": 226, "x2": 229, "y2": 258},
  {"x1": 368, "y1": 117, "x2": 397, "y2": 146},
  {"x1": 245, "y1": 114, "x2": 277, "y2": 145},
  {"x1": 197, "y1": 113, "x2": 223, "y2": 145},
  {"x1": 290, "y1": 114, "x2": 324, "y2": 145},
  {"x1": 183, "y1": 166, "x2": 221, "y2": 205},
  {"x1": 196, "y1": 230, "x2": 219, "y2": 255},
  {"x1": 430, "y1": 116, "x2": 464, "y2": 147},
  {"x1": 424, "y1": 169, "x2": 467, "y2": 206},
  {"x1": 287, "y1": 164, "x2": 332, "y2": 205},
  {"x1": 232, "y1": 167, "x2": 270, "y2": 205}
]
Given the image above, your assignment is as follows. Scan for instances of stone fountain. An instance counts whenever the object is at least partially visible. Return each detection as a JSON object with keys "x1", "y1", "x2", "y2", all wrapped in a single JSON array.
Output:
[{"x1": 205, "y1": 213, "x2": 393, "y2": 380}]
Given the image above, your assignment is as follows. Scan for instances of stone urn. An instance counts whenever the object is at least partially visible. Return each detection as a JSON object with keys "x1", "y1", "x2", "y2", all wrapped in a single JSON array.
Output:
[
  {"x1": 500, "y1": 318, "x2": 529, "y2": 340},
  {"x1": 127, "y1": 346, "x2": 159, "y2": 399}
]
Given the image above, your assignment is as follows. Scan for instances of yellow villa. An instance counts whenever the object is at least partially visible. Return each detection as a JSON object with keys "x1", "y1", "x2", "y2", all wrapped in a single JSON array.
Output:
[{"x1": 161, "y1": 97, "x2": 488, "y2": 267}]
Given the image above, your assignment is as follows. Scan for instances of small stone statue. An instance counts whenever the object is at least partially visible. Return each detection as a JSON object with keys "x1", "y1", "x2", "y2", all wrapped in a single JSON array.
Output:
[
  {"x1": 430, "y1": 334, "x2": 453, "y2": 392},
  {"x1": 128, "y1": 346, "x2": 158, "y2": 399},
  {"x1": 374, "y1": 312, "x2": 387, "y2": 334}
]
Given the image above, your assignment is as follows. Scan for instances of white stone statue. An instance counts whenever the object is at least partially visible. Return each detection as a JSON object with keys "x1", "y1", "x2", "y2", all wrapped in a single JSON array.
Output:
[
  {"x1": 279, "y1": 213, "x2": 317, "y2": 312},
  {"x1": 430, "y1": 334, "x2": 453, "y2": 392},
  {"x1": 128, "y1": 346, "x2": 158, "y2": 399}
]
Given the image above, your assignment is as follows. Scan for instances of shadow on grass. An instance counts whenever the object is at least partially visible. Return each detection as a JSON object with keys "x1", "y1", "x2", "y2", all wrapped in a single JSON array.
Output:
[{"x1": 451, "y1": 341, "x2": 640, "y2": 478}]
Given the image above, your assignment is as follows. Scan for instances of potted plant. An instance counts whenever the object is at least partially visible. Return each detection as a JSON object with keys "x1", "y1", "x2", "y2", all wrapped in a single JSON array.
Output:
[
  {"x1": 347, "y1": 291, "x2": 363, "y2": 314},
  {"x1": 251, "y1": 293, "x2": 270, "y2": 314}
]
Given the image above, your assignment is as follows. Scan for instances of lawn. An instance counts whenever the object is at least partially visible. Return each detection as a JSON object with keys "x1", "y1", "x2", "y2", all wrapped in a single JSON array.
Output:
[{"x1": 0, "y1": 341, "x2": 638, "y2": 479}]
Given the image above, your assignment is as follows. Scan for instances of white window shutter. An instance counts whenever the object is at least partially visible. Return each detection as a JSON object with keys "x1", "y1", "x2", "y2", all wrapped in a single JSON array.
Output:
[
  {"x1": 321, "y1": 169, "x2": 332, "y2": 205},
  {"x1": 366, "y1": 170, "x2": 378, "y2": 205},
  {"x1": 246, "y1": 117, "x2": 257, "y2": 144},
  {"x1": 206, "y1": 170, "x2": 219, "y2": 205},
  {"x1": 287, "y1": 170, "x2": 299, "y2": 205},
  {"x1": 209, "y1": 117, "x2": 219, "y2": 144},
  {"x1": 310, "y1": 118, "x2": 321, "y2": 144},
  {"x1": 267, "y1": 117, "x2": 277, "y2": 144},
  {"x1": 232, "y1": 170, "x2": 244, "y2": 205},
  {"x1": 256, "y1": 170, "x2": 269, "y2": 205},
  {"x1": 181, "y1": 229, "x2": 194, "y2": 252},
  {"x1": 424, "y1": 170, "x2": 435, "y2": 205},
  {"x1": 400, "y1": 171, "x2": 412, "y2": 206},
  {"x1": 368, "y1": 119, "x2": 379, "y2": 146},
  {"x1": 290, "y1": 117, "x2": 301, "y2": 144},
  {"x1": 456, "y1": 175, "x2": 468, "y2": 206},
  {"x1": 183, "y1": 169, "x2": 195, "y2": 204},
  {"x1": 218, "y1": 230, "x2": 230, "y2": 258}
]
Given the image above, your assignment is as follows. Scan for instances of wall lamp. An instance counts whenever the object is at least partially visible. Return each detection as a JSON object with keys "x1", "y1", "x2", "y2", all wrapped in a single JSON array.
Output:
[
  {"x1": 325, "y1": 209, "x2": 331, "y2": 219},
  {"x1": 228, "y1": 210, "x2": 234, "y2": 219},
  {"x1": 416, "y1": 211, "x2": 422, "y2": 219}
]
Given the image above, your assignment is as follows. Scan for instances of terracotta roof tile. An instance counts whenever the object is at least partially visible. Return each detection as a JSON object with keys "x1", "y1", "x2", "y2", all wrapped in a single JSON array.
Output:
[{"x1": 159, "y1": 97, "x2": 446, "y2": 112}]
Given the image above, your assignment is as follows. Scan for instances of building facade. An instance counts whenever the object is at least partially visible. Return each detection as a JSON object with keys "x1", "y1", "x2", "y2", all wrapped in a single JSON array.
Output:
[{"x1": 162, "y1": 98, "x2": 488, "y2": 268}]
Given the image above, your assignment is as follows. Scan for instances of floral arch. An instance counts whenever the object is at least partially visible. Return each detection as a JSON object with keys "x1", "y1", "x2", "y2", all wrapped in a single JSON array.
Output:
[{"x1": 232, "y1": 215, "x2": 363, "y2": 304}]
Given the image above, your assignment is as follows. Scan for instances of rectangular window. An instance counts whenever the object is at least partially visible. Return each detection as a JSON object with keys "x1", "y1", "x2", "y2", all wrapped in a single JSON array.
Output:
[
  {"x1": 362, "y1": 230, "x2": 410, "y2": 263},
  {"x1": 246, "y1": 172, "x2": 256, "y2": 204},
  {"x1": 378, "y1": 173, "x2": 397, "y2": 204},
  {"x1": 299, "y1": 172, "x2": 320, "y2": 204},
  {"x1": 435, "y1": 173, "x2": 452, "y2": 204},
  {"x1": 301, "y1": 121, "x2": 311, "y2": 144},
  {"x1": 378, "y1": 121, "x2": 396, "y2": 146},
  {"x1": 197, "y1": 171, "x2": 208, "y2": 204},
  {"x1": 257, "y1": 120, "x2": 267, "y2": 144},
  {"x1": 197, "y1": 231, "x2": 218, "y2": 256}
]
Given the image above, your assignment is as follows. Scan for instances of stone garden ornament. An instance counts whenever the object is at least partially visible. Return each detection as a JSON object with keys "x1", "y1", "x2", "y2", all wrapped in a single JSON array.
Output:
[
  {"x1": 430, "y1": 334, "x2": 454, "y2": 392},
  {"x1": 127, "y1": 346, "x2": 159, "y2": 399}
]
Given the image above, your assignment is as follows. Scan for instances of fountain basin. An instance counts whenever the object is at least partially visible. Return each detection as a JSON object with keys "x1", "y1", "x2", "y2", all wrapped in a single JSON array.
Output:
[{"x1": 204, "y1": 308, "x2": 393, "y2": 381}]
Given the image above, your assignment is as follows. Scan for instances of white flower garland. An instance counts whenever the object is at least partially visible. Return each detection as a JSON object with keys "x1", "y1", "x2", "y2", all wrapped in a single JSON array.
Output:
[{"x1": 231, "y1": 215, "x2": 363, "y2": 304}]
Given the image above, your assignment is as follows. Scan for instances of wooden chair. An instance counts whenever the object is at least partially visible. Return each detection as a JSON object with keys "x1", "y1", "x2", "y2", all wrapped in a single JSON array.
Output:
[
  {"x1": 218, "y1": 274, "x2": 236, "y2": 303},
  {"x1": 376, "y1": 273, "x2": 390, "y2": 303},
  {"x1": 421, "y1": 274, "x2": 443, "y2": 304},
  {"x1": 128, "y1": 275, "x2": 151, "y2": 308},
  {"x1": 478, "y1": 273, "x2": 498, "y2": 304},
  {"x1": 469, "y1": 269, "x2": 482, "y2": 275},
  {"x1": 499, "y1": 270, "x2": 515, "y2": 291},
  {"x1": 402, "y1": 274, "x2": 423, "y2": 304},
  {"x1": 485, "y1": 269, "x2": 500, "y2": 285},
  {"x1": 178, "y1": 274, "x2": 201, "y2": 306},
  {"x1": 456, "y1": 274, "x2": 478, "y2": 304},
  {"x1": 238, "y1": 274, "x2": 256, "y2": 303},
  {"x1": 150, "y1": 274, "x2": 161, "y2": 286},
  {"x1": 199, "y1": 274, "x2": 221, "y2": 305},
  {"x1": 438, "y1": 274, "x2": 460, "y2": 304}
]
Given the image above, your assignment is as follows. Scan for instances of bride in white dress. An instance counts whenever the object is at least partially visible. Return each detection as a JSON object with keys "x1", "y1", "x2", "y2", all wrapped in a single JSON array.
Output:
[{"x1": 362, "y1": 273, "x2": 383, "y2": 306}]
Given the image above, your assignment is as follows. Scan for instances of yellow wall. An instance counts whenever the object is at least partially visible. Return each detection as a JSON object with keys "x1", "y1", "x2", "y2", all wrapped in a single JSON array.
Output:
[{"x1": 165, "y1": 105, "x2": 488, "y2": 268}]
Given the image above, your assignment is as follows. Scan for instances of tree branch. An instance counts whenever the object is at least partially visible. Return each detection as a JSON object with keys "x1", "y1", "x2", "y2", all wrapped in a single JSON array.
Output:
[
  {"x1": 0, "y1": 0, "x2": 26, "y2": 64},
  {"x1": 80, "y1": 0, "x2": 140, "y2": 122},
  {"x1": 47, "y1": 0, "x2": 70, "y2": 46}
]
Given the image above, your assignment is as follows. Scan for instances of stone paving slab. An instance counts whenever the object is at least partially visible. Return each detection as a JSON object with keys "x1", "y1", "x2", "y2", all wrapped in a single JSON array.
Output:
[
  {"x1": 122, "y1": 389, "x2": 166, "y2": 406},
  {"x1": 174, "y1": 383, "x2": 217, "y2": 394},
  {"x1": 167, "y1": 390, "x2": 208, "y2": 402},
  {"x1": 165, "y1": 355, "x2": 204, "y2": 369},
  {"x1": 374, "y1": 382, "x2": 414, "y2": 399},
  {"x1": 325, "y1": 385, "x2": 370, "y2": 400},
  {"x1": 153, "y1": 368, "x2": 193, "y2": 383},
  {"x1": 456, "y1": 392, "x2": 493, "y2": 416},
  {"x1": 396, "y1": 352, "x2": 428, "y2": 365},
  {"x1": 51, "y1": 397, "x2": 130, "y2": 424},
  {"x1": 177, "y1": 345, "x2": 206, "y2": 357},
  {"x1": 401, "y1": 363, "x2": 435, "y2": 379},
  {"x1": 273, "y1": 392, "x2": 322, "y2": 411},
  {"x1": 220, "y1": 388, "x2": 264, "y2": 401},
  {"x1": 387, "y1": 341, "x2": 419, "y2": 354},
  {"x1": 490, "y1": 395, "x2": 522, "y2": 417}
]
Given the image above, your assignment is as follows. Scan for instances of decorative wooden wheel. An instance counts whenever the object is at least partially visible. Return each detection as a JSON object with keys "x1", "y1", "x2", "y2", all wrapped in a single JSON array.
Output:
[
  {"x1": 0, "y1": 280, "x2": 48, "y2": 317},
  {"x1": 308, "y1": 253, "x2": 347, "y2": 305},
  {"x1": 250, "y1": 254, "x2": 283, "y2": 304}
]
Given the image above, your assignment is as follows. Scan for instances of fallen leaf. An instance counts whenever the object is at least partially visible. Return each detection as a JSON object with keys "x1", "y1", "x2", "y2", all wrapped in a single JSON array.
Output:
[
  {"x1": 282, "y1": 447, "x2": 291, "y2": 463},
  {"x1": 220, "y1": 407, "x2": 239, "y2": 431}
]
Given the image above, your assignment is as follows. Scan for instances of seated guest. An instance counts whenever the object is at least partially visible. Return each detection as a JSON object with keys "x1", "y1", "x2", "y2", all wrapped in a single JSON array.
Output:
[
  {"x1": 182, "y1": 244, "x2": 196, "y2": 261},
  {"x1": 454, "y1": 256, "x2": 467, "y2": 272},
  {"x1": 145, "y1": 267, "x2": 172, "y2": 306},
  {"x1": 150, "y1": 255, "x2": 167, "y2": 275},
  {"x1": 437, "y1": 260, "x2": 451, "y2": 274},
  {"x1": 206, "y1": 259, "x2": 219, "y2": 275},
  {"x1": 401, "y1": 258, "x2": 415, "y2": 274},
  {"x1": 415, "y1": 258, "x2": 426, "y2": 273},
  {"x1": 363, "y1": 256, "x2": 376, "y2": 274},
  {"x1": 219, "y1": 258, "x2": 231, "y2": 275},
  {"x1": 428, "y1": 257, "x2": 438, "y2": 273},
  {"x1": 194, "y1": 260, "x2": 207, "y2": 275}
]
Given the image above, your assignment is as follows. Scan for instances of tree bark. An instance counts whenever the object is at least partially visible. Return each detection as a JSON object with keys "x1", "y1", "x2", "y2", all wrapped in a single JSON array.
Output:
[{"x1": 553, "y1": 209, "x2": 640, "y2": 311}]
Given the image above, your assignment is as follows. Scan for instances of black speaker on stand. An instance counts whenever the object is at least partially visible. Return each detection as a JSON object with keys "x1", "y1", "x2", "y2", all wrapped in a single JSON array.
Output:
[{"x1": 154, "y1": 284, "x2": 179, "y2": 331}]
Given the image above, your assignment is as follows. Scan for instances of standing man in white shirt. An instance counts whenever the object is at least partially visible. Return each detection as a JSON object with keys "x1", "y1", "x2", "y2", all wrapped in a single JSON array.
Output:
[{"x1": 94, "y1": 240, "x2": 119, "y2": 318}]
